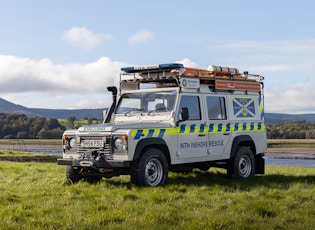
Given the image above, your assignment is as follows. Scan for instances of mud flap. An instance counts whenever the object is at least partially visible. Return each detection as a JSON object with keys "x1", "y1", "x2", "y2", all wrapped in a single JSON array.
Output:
[{"x1": 255, "y1": 154, "x2": 265, "y2": 174}]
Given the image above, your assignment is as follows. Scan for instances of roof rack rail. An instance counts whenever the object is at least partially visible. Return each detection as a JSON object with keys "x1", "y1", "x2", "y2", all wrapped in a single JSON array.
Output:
[{"x1": 120, "y1": 63, "x2": 264, "y2": 92}]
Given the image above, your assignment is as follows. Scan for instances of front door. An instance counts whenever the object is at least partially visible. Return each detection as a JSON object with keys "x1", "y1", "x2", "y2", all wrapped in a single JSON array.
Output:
[{"x1": 177, "y1": 94, "x2": 208, "y2": 159}]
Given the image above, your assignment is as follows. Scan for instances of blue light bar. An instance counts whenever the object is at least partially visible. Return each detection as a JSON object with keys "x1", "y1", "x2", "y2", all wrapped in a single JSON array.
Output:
[
  {"x1": 121, "y1": 63, "x2": 184, "y2": 73},
  {"x1": 120, "y1": 66, "x2": 135, "y2": 72},
  {"x1": 159, "y1": 63, "x2": 184, "y2": 69}
]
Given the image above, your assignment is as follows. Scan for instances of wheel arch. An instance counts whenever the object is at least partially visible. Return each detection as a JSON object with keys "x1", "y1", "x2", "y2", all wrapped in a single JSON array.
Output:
[
  {"x1": 133, "y1": 138, "x2": 170, "y2": 163},
  {"x1": 230, "y1": 135, "x2": 256, "y2": 159}
]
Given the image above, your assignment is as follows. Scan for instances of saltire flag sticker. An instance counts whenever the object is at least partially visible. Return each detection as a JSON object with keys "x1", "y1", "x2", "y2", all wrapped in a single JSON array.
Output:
[{"x1": 233, "y1": 98, "x2": 255, "y2": 117}]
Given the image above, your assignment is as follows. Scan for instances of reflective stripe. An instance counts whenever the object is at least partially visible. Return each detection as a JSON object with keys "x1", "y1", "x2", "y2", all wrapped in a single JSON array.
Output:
[
  {"x1": 179, "y1": 124, "x2": 207, "y2": 134},
  {"x1": 158, "y1": 129, "x2": 165, "y2": 138},
  {"x1": 147, "y1": 129, "x2": 154, "y2": 137},
  {"x1": 134, "y1": 130, "x2": 143, "y2": 139},
  {"x1": 190, "y1": 124, "x2": 195, "y2": 133},
  {"x1": 132, "y1": 122, "x2": 265, "y2": 139},
  {"x1": 132, "y1": 128, "x2": 174, "y2": 140},
  {"x1": 180, "y1": 124, "x2": 185, "y2": 133}
]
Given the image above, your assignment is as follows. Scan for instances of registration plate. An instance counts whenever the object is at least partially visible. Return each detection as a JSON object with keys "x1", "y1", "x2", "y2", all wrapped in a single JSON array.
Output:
[{"x1": 81, "y1": 140, "x2": 104, "y2": 148}]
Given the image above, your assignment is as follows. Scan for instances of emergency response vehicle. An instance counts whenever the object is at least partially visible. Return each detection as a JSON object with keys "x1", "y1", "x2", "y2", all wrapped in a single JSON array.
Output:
[{"x1": 57, "y1": 63, "x2": 267, "y2": 186}]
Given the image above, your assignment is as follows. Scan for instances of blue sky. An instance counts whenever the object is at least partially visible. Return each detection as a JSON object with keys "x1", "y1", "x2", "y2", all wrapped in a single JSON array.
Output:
[{"x1": 0, "y1": 0, "x2": 315, "y2": 114}]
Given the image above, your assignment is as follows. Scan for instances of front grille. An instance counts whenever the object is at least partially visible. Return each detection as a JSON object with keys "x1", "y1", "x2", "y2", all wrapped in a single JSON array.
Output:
[{"x1": 77, "y1": 136, "x2": 112, "y2": 155}]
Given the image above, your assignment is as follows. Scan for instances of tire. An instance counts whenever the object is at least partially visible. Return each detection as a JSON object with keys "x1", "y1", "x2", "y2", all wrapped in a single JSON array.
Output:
[
  {"x1": 66, "y1": 166, "x2": 81, "y2": 184},
  {"x1": 131, "y1": 148, "x2": 168, "y2": 187},
  {"x1": 233, "y1": 147, "x2": 255, "y2": 178}
]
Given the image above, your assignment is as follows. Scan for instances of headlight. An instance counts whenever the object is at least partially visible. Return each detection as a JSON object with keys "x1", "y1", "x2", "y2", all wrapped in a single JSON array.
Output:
[
  {"x1": 114, "y1": 138, "x2": 123, "y2": 150},
  {"x1": 69, "y1": 138, "x2": 77, "y2": 149}
]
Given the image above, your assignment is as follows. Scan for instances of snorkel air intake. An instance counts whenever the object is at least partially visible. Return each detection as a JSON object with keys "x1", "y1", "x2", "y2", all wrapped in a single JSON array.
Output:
[{"x1": 104, "y1": 86, "x2": 117, "y2": 123}]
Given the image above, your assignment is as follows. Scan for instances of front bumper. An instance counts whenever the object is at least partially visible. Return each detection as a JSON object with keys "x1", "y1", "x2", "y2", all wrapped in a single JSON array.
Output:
[{"x1": 57, "y1": 158, "x2": 130, "y2": 168}]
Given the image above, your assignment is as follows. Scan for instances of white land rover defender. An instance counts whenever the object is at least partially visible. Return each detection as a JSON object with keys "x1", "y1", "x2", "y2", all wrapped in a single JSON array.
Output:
[{"x1": 57, "y1": 63, "x2": 267, "y2": 186}]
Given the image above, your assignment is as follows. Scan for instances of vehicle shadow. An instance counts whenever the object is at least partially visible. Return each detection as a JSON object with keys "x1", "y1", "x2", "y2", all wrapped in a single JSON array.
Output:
[
  {"x1": 166, "y1": 170, "x2": 315, "y2": 189},
  {"x1": 101, "y1": 170, "x2": 314, "y2": 189}
]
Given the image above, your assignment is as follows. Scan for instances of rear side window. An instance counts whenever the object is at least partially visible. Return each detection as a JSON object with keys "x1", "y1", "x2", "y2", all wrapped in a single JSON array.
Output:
[
  {"x1": 179, "y1": 95, "x2": 201, "y2": 120},
  {"x1": 206, "y1": 96, "x2": 226, "y2": 120}
]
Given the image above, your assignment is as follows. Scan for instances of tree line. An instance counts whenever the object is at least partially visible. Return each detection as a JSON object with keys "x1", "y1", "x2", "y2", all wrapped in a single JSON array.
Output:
[
  {"x1": 0, "y1": 114, "x2": 101, "y2": 139},
  {"x1": 0, "y1": 113, "x2": 315, "y2": 139},
  {"x1": 266, "y1": 120, "x2": 315, "y2": 139},
  {"x1": 0, "y1": 114, "x2": 65, "y2": 139}
]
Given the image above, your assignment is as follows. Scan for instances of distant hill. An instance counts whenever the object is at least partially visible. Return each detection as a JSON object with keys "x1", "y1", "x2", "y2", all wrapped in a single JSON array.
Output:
[
  {"x1": 0, "y1": 98, "x2": 38, "y2": 117},
  {"x1": 0, "y1": 98, "x2": 105, "y2": 120},
  {"x1": 265, "y1": 113, "x2": 315, "y2": 124},
  {"x1": 0, "y1": 97, "x2": 314, "y2": 123}
]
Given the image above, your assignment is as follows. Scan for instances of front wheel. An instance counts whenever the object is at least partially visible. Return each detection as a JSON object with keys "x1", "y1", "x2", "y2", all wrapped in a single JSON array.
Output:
[
  {"x1": 66, "y1": 166, "x2": 81, "y2": 184},
  {"x1": 131, "y1": 148, "x2": 169, "y2": 187},
  {"x1": 233, "y1": 147, "x2": 255, "y2": 178}
]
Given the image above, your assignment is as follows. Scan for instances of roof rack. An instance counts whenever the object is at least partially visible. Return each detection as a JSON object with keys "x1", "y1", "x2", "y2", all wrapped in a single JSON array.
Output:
[{"x1": 120, "y1": 63, "x2": 264, "y2": 92}]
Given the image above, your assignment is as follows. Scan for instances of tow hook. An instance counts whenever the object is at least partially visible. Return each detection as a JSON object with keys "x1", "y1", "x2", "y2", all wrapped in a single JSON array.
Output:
[
  {"x1": 80, "y1": 161, "x2": 93, "y2": 167},
  {"x1": 99, "y1": 168, "x2": 114, "y2": 173}
]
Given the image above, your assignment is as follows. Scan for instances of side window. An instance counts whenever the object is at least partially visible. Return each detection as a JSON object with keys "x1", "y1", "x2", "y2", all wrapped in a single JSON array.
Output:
[
  {"x1": 179, "y1": 95, "x2": 201, "y2": 120},
  {"x1": 207, "y1": 96, "x2": 226, "y2": 120}
]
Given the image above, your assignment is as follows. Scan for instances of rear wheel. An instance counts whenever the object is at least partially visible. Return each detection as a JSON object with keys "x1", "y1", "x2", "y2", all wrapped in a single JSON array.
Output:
[
  {"x1": 131, "y1": 148, "x2": 168, "y2": 187},
  {"x1": 233, "y1": 147, "x2": 255, "y2": 178}
]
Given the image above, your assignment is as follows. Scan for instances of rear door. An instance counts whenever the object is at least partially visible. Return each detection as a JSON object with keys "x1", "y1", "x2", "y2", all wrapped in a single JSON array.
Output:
[{"x1": 205, "y1": 95, "x2": 231, "y2": 157}]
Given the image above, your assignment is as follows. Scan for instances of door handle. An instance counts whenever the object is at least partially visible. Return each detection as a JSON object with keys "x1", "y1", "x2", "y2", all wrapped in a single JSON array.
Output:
[
  {"x1": 223, "y1": 133, "x2": 230, "y2": 136},
  {"x1": 198, "y1": 134, "x2": 206, "y2": 137}
]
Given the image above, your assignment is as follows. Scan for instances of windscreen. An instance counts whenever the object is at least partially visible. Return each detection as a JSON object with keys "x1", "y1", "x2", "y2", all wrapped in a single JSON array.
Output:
[{"x1": 115, "y1": 90, "x2": 177, "y2": 115}]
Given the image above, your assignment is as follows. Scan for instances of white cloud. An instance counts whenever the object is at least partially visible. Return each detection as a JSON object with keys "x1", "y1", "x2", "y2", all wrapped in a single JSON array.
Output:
[
  {"x1": 61, "y1": 27, "x2": 112, "y2": 49},
  {"x1": 176, "y1": 58, "x2": 197, "y2": 67},
  {"x1": 0, "y1": 55, "x2": 125, "y2": 108},
  {"x1": 0, "y1": 55, "x2": 129, "y2": 109},
  {"x1": 128, "y1": 29, "x2": 156, "y2": 45},
  {"x1": 265, "y1": 81, "x2": 315, "y2": 113},
  {"x1": 3, "y1": 92, "x2": 112, "y2": 110}
]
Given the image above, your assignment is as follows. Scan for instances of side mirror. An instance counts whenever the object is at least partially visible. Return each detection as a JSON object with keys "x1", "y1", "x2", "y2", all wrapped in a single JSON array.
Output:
[{"x1": 180, "y1": 107, "x2": 189, "y2": 121}]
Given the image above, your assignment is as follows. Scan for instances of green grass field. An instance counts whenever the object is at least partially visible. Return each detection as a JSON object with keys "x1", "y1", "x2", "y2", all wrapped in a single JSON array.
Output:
[
  {"x1": 267, "y1": 139, "x2": 315, "y2": 148},
  {"x1": 0, "y1": 161, "x2": 314, "y2": 230},
  {"x1": 0, "y1": 150, "x2": 59, "y2": 157}
]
